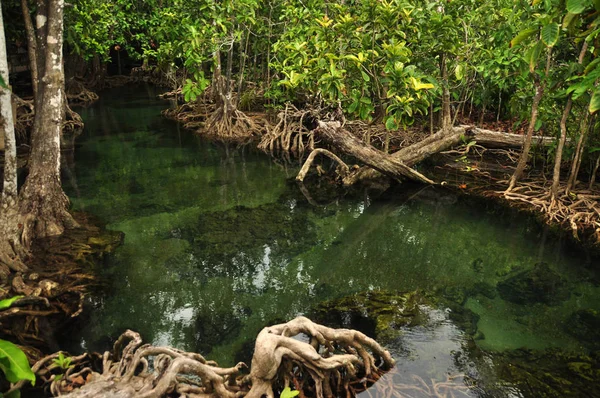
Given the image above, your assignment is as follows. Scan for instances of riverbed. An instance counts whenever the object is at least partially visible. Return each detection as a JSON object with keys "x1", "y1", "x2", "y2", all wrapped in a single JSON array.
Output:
[{"x1": 62, "y1": 84, "x2": 600, "y2": 397}]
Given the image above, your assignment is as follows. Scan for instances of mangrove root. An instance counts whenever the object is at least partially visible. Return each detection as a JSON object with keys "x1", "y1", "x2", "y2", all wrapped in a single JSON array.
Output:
[{"x1": 25, "y1": 317, "x2": 394, "y2": 398}]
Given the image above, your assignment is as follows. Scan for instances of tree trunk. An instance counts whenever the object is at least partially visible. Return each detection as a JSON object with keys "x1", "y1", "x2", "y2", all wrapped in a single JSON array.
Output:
[
  {"x1": 21, "y1": 0, "x2": 39, "y2": 101},
  {"x1": 566, "y1": 113, "x2": 592, "y2": 194},
  {"x1": 0, "y1": 0, "x2": 75, "y2": 276},
  {"x1": 314, "y1": 121, "x2": 465, "y2": 184},
  {"x1": 18, "y1": 0, "x2": 74, "y2": 243},
  {"x1": 0, "y1": 2, "x2": 18, "y2": 206},
  {"x1": 551, "y1": 42, "x2": 588, "y2": 200},
  {"x1": 327, "y1": 126, "x2": 555, "y2": 186},
  {"x1": 507, "y1": 48, "x2": 552, "y2": 192},
  {"x1": 440, "y1": 52, "x2": 452, "y2": 132}
]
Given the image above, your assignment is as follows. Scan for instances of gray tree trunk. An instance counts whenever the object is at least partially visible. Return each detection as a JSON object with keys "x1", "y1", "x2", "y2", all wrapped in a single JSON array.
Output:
[{"x1": 0, "y1": 1, "x2": 18, "y2": 205}]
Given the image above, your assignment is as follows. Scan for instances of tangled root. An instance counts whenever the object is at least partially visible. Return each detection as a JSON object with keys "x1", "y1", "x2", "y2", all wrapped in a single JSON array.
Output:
[
  {"x1": 258, "y1": 103, "x2": 319, "y2": 161},
  {"x1": 65, "y1": 79, "x2": 99, "y2": 107},
  {"x1": 204, "y1": 105, "x2": 262, "y2": 142},
  {"x1": 245, "y1": 316, "x2": 395, "y2": 398},
  {"x1": 21, "y1": 317, "x2": 393, "y2": 398},
  {"x1": 500, "y1": 182, "x2": 600, "y2": 242}
]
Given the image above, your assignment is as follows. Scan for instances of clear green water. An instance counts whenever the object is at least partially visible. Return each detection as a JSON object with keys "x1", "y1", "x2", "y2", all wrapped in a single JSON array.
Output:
[{"x1": 63, "y1": 85, "x2": 600, "y2": 397}]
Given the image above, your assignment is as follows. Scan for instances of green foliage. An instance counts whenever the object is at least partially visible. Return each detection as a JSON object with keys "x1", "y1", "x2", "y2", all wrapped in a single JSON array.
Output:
[
  {"x1": 52, "y1": 352, "x2": 73, "y2": 371},
  {"x1": 0, "y1": 296, "x2": 35, "y2": 393},
  {"x1": 59, "y1": 0, "x2": 598, "y2": 164},
  {"x1": 280, "y1": 387, "x2": 300, "y2": 398},
  {"x1": 0, "y1": 340, "x2": 35, "y2": 385},
  {"x1": 0, "y1": 296, "x2": 22, "y2": 310}
]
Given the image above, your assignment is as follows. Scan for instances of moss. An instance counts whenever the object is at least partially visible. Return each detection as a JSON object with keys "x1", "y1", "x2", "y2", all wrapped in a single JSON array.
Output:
[
  {"x1": 312, "y1": 290, "x2": 430, "y2": 342},
  {"x1": 497, "y1": 262, "x2": 570, "y2": 306},
  {"x1": 564, "y1": 309, "x2": 600, "y2": 349},
  {"x1": 492, "y1": 349, "x2": 600, "y2": 397}
]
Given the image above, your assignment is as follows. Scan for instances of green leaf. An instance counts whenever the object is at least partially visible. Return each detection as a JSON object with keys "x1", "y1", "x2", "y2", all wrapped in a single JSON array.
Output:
[
  {"x1": 510, "y1": 28, "x2": 537, "y2": 47},
  {"x1": 563, "y1": 12, "x2": 579, "y2": 29},
  {"x1": 541, "y1": 23, "x2": 560, "y2": 47},
  {"x1": 280, "y1": 387, "x2": 300, "y2": 398},
  {"x1": 590, "y1": 87, "x2": 600, "y2": 113},
  {"x1": 455, "y1": 64, "x2": 465, "y2": 80},
  {"x1": 361, "y1": 71, "x2": 370, "y2": 82},
  {"x1": 0, "y1": 75, "x2": 7, "y2": 89},
  {"x1": 0, "y1": 296, "x2": 23, "y2": 310},
  {"x1": 385, "y1": 117, "x2": 399, "y2": 131},
  {"x1": 528, "y1": 41, "x2": 544, "y2": 72},
  {"x1": 0, "y1": 340, "x2": 36, "y2": 384},
  {"x1": 567, "y1": 0, "x2": 590, "y2": 14}
]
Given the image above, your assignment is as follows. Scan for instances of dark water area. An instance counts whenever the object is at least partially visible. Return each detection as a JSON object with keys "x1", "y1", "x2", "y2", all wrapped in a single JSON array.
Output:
[{"x1": 62, "y1": 85, "x2": 600, "y2": 397}]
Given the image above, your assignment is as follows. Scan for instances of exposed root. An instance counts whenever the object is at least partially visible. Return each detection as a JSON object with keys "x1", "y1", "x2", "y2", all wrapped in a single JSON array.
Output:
[
  {"x1": 258, "y1": 103, "x2": 319, "y2": 161},
  {"x1": 23, "y1": 317, "x2": 393, "y2": 398},
  {"x1": 65, "y1": 79, "x2": 99, "y2": 107},
  {"x1": 205, "y1": 105, "x2": 262, "y2": 142},
  {"x1": 296, "y1": 148, "x2": 350, "y2": 183},
  {"x1": 0, "y1": 213, "x2": 122, "y2": 352},
  {"x1": 12, "y1": 94, "x2": 34, "y2": 142},
  {"x1": 245, "y1": 316, "x2": 395, "y2": 398},
  {"x1": 500, "y1": 182, "x2": 600, "y2": 242}
]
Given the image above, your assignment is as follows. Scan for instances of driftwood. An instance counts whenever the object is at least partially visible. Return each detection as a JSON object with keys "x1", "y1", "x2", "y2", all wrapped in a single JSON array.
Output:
[
  {"x1": 300, "y1": 122, "x2": 557, "y2": 186},
  {"x1": 21, "y1": 317, "x2": 394, "y2": 398}
]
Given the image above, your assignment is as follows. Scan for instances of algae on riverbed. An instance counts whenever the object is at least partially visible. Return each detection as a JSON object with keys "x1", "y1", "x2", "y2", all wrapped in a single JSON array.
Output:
[{"x1": 62, "y1": 86, "x2": 600, "y2": 397}]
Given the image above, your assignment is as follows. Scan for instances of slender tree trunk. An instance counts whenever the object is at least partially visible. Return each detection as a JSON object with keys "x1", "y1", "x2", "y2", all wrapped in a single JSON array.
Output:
[
  {"x1": 566, "y1": 113, "x2": 591, "y2": 194},
  {"x1": 589, "y1": 153, "x2": 600, "y2": 190},
  {"x1": 507, "y1": 49, "x2": 551, "y2": 192},
  {"x1": 21, "y1": 0, "x2": 39, "y2": 101},
  {"x1": 0, "y1": 1, "x2": 17, "y2": 205},
  {"x1": 34, "y1": 0, "x2": 48, "y2": 101},
  {"x1": 236, "y1": 29, "x2": 250, "y2": 107},
  {"x1": 551, "y1": 42, "x2": 588, "y2": 200},
  {"x1": 440, "y1": 52, "x2": 452, "y2": 132}
]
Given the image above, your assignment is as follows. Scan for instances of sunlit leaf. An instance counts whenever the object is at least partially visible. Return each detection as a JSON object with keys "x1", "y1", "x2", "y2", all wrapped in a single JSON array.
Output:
[
  {"x1": 0, "y1": 296, "x2": 23, "y2": 310},
  {"x1": 541, "y1": 23, "x2": 559, "y2": 47},
  {"x1": 590, "y1": 87, "x2": 600, "y2": 113},
  {"x1": 280, "y1": 387, "x2": 300, "y2": 398},
  {"x1": 510, "y1": 28, "x2": 537, "y2": 47},
  {"x1": 567, "y1": 0, "x2": 591, "y2": 14},
  {"x1": 0, "y1": 340, "x2": 36, "y2": 384}
]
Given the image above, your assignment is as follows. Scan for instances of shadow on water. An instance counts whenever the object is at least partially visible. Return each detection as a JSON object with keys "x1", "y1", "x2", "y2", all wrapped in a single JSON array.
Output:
[{"x1": 62, "y1": 85, "x2": 600, "y2": 397}]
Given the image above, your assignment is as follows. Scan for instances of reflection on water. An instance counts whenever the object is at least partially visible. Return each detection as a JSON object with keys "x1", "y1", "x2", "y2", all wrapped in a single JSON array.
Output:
[{"x1": 63, "y1": 85, "x2": 600, "y2": 397}]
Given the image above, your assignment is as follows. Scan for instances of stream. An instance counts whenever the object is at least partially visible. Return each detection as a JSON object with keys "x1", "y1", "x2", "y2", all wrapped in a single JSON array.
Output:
[{"x1": 62, "y1": 84, "x2": 600, "y2": 397}]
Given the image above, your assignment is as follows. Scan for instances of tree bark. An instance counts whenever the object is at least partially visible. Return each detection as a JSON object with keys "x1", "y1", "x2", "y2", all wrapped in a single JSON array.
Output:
[
  {"x1": 0, "y1": 1, "x2": 18, "y2": 205},
  {"x1": 551, "y1": 42, "x2": 588, "y2": 200},
  {"x1": 440, "y1": 52, "x2": 452, "y2": 132},
  {"x1": 21, "y1": 0, "x2": 39, "y2": 101},
  {"x1": 507, "y1": 48, "x2": 552, "y2": 192},
  {"x1": 314, "y1": 121, "x2": 447, "y2": 184},
  {"x1": 317, "y1": 125, "x2": 555, "y2": 186},
  {"x1": 18, "y1": 0, "x2": 74, "y2": 244}
]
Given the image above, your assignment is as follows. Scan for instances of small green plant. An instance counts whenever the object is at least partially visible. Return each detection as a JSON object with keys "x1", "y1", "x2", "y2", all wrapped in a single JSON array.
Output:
[
  {"x1": 52, "y1": 352, "x2": 73, "y2": 371},
  {"x1": 0, "y1": 296, "x2": 36, "y2": 398},
  {"x1": 280, "y1": 387, "x2": 300, "y2": 398}
]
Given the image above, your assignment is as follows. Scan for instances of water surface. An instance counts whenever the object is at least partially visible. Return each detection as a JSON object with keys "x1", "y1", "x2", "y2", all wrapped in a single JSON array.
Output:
[{"x1": 64, "y1": 85, "x2": 600, "y2": 397}]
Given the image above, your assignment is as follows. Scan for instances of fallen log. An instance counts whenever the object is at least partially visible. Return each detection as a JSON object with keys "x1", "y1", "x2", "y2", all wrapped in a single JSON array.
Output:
[
  {"x1": 467, "y1": 126, "x2": 556, "y2": 148},
  {"x1": 311, "y1": 121, "x2": 444, "y2": 185},
  {"x1": 304, "y1": 122, "x2": 556, "y2": 186}
]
